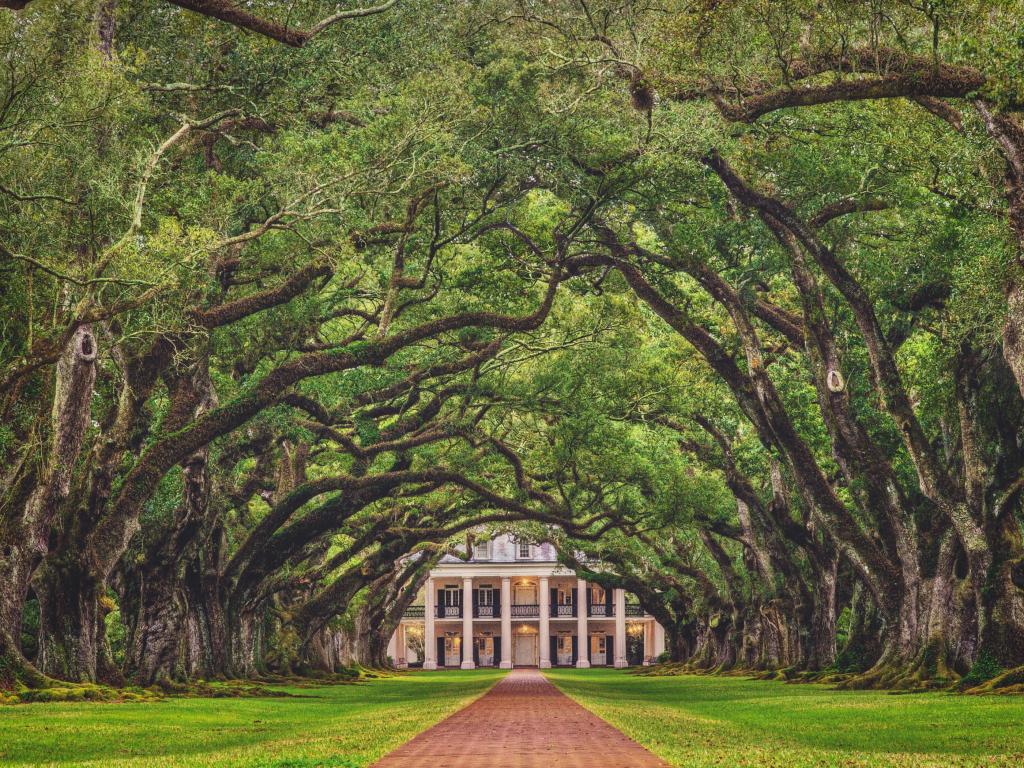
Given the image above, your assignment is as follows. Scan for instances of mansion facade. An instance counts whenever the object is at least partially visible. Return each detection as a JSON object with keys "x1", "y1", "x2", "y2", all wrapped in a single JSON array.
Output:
[{"x1": 387, "y1": 534, "x2": 666, "y2": 669}]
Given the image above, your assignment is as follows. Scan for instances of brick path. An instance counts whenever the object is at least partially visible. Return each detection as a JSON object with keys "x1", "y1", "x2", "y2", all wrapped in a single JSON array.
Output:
[{"x1": 371, "y1": 668, "x2": 668, "y2": 768}]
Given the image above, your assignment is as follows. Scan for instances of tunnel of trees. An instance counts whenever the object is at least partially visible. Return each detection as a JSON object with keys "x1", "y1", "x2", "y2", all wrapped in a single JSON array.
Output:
[{"x1": 2, "y1": 0, "x2": 1024, "y2": 695}]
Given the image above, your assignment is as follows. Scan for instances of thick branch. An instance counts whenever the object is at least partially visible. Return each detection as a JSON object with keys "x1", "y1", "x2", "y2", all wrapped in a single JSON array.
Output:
[{"x1": 165, "y1": 0, "x2": 398, "y2": 48}]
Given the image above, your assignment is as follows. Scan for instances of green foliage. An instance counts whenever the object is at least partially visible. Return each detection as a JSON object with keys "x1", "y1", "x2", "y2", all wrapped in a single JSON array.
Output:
[
  {"x1": 961, "y1": 650, "x2": 1005, "y2": 689},
  {"x1": 105, "y1": 604, "x2": 126, "y2": 670},
  {"x1": 18, "y1": 599, "x2": 38, "y2": 663}
]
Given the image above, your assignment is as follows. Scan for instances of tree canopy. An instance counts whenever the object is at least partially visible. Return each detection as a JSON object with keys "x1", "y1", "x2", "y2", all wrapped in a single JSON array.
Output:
[{"x1": 3, "y1": 0, "x2": 1024, "y2": 694}]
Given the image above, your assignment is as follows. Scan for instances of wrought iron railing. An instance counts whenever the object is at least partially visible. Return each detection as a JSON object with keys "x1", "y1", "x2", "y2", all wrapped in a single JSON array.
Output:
[
  {"x1": 551, "y1": 604, "x2": 576, "y2": 617},
  {"x1": 510, "y1": 604, "x2": 540, "y2": 618},
  {"x1": 625, "y1": 604, "x2": 644, "y2": 617},
  {"x1": 473, "y1": 604, "x2": 500, "y2": 618},
  {"x1": 588, "y1": 604, "x2": 613, "y2": 617},
  {"x1": 404, "y1": 605, "x2": 425, "y2": 618},
  {"x1": 437, "y1": 605, "x2": 462, "y2": 618}
]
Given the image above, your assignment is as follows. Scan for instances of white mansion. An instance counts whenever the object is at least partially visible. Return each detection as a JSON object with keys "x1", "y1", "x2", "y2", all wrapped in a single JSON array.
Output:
[{"x1": 387, "y1": 534, "x2": 666, "y2": 669}]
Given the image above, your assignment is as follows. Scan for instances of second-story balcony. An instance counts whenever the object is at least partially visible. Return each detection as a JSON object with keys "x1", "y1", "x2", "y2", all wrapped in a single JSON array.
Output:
[
  {"x1": 473, "y1": 604, "x2": 500, "y2": 618},
  {"x1": 404, "y1": 600, "x2": 643, "y2": 621},
  {"x1": 510, "y1": 603, "x2": 540, "y2": 618}
]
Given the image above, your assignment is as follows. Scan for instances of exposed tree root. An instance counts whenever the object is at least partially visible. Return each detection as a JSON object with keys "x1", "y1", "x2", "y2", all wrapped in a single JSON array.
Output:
[
  {"x1": 0, "y1": 630, "x2": 61, "y2": 694},
  {"x1": 1, "y1": 638, "x2": 356, "y2": 705},
  {"x1": 255, "y1": 664, "x2": 374, "y2": 686},
  {"x1": 629, "y1": 648, "x2": 981, "y2": 695},
  {"x1": 629, "y1": 661, "x2": 693, "y2": 676},
  {"x1": 963, "y1": 665, "x2": 1024, "y2": 694},
  {"x1": 1, "y1": 639, "x2": 378, "y2": 705},
  {"x1": 1, "y1": 677, "x2": 318, "y2": 705},
  {"x1": 152, "y1": 678, "x2": 304, "y2": 698},
  {"x1": 7, "y1": 685, "x2": 163, "y2": 704},
  {"x1": 835, "y1": 638, "x2": 961, "y2": 692}
]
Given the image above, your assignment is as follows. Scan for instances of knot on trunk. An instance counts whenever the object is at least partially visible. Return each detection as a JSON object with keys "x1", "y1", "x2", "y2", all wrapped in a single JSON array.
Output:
[
  {"x1": 74, "y1": 326, "x2": 97, "y2": 363},
  {"x1": 826, "y1": 369, "x2": 845, "y2": 392}
]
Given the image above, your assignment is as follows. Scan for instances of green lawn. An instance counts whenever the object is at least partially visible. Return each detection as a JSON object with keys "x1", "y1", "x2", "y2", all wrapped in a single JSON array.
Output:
[
  {"x1": 545, "y1": 668, "x2": 1024, "y2": 768},
  {"x1": 0, "y1": 670, "x2": 504, "y2": 768},
  {"x1": 7, "y1": 668, "x2": 1024, "y2": 768}
]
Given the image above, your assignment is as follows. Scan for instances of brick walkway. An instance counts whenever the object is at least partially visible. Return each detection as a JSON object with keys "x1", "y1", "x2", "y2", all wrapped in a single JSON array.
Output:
[{"x1": 371, "y1": 668, "x2": 668, "y2": 768}]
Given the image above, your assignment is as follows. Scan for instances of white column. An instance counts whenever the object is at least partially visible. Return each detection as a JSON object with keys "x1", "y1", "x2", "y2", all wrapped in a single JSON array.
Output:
[
  {"x1": 654, "y1": 620, "x2": 666, "y2": 658},
  {"x1": 539, "y1": 576, "x2": 551, "y2": 668},
  {"x1": 499, "y1": 577, "x2": 513, "y2": 669},
  {"x1": 575, "y1": 578, "x2": 590, "y2": 668},
  {"x1": 387, "y1": 627, "x2": 398, "y2": 664},
  {"x1": 423, "y1": 578, "x2": 437, "y2": 669},
  {"x1": 613, "y1": 588, "x2": 627, "y2": 667},
  {"x1": 395, "y1": 623, "x2": 407, "y2": 668},
  {"x1": 642, "y1": 621, "x2": 653, "y2": 665},
  {"x1": 461, "y1": 576, "x2": 475, "y2": 669}
]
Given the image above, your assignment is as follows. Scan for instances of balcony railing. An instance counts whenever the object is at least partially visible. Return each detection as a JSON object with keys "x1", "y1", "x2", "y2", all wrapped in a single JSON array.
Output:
[
  {"x1": 404, "y1": 605, "x2": 425, "y2": 618},
  {"x1": 473, "y1": 604, "x2": 500, "y2": 618},
  {"x1": 588, "y1": 604, "x2": 614, "y2": 617},
  {"x1": 437, "y1": 605, "x2": 462, "y2": 618},
  {"x1": 510, "y1": 604, "x2": 540, "y2": 618},
  {"x1": 625, "y1": 604, "x2": 644, "y2": 617},
  {"x1": 551, "y1": 604, "x2": 576, "y2": 617}
]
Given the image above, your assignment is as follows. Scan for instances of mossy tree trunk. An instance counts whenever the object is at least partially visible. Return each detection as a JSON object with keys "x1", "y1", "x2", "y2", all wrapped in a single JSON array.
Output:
[
  {"x1": 33, "y1": 557, "x2": 109, "y2": 683},
  {"x1": 121, "y1": 362, "x2": 216, "y2": 685},
  {"x1": 0, "y1": 325, "x2": 97, "y2": 683}
]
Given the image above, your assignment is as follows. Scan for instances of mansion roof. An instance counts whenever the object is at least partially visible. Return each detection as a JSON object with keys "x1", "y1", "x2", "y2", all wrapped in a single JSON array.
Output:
[{"x1": 438, "y1": 533, "x2": 559, "y2": 565}]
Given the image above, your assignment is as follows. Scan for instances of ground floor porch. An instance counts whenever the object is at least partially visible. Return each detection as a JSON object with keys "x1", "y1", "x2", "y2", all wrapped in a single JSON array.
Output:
[{"x1": 388, "y1": 618, "x2": 665, "y2": 669}]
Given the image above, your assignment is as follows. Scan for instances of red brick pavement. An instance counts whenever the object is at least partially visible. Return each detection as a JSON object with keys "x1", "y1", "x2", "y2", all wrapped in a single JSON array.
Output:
[{"x1": 371, "y1": 668, "x2": 668, "y2": 768}]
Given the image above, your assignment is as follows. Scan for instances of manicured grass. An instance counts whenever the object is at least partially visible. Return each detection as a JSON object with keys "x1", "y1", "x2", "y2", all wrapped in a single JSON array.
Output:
[
  {"x1": 546, "y1": 668, "x2": 1024, "y2": 768},
  {"x1": 0, "y1": 670, "x2": 504, "y2": 768}
]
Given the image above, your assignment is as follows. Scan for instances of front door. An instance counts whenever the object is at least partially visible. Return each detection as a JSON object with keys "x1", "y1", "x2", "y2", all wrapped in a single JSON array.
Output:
[
  {"x1": 590, "y1": 635, "x2": 607, "y2": 666},
  {"x1": 556, "y1": 635, "x2": 573, "y2": 666},
  {"x1": 514, "y1": 634, "x2": 537, "y2": 666},
  {"x1": 476, "y1": 636, "x2": 494, "y2": 667},
  {"x1": 444, "y1": 635, "x2": 461, "y2": 667}
]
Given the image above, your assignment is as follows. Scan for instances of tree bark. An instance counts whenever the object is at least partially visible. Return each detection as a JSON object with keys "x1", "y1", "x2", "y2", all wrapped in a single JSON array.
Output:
[{"x1": 2, "y1": 325, "x2": 97, "y2": 684}]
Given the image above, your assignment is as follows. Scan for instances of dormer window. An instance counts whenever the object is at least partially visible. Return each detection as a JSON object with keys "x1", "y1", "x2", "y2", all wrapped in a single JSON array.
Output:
[
  {"x1": 473, "y1": 541, "x2": 491, "y2": 560},
  {"x1": 518, "y1": 542, "x2": 531, "y2": 559}
]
